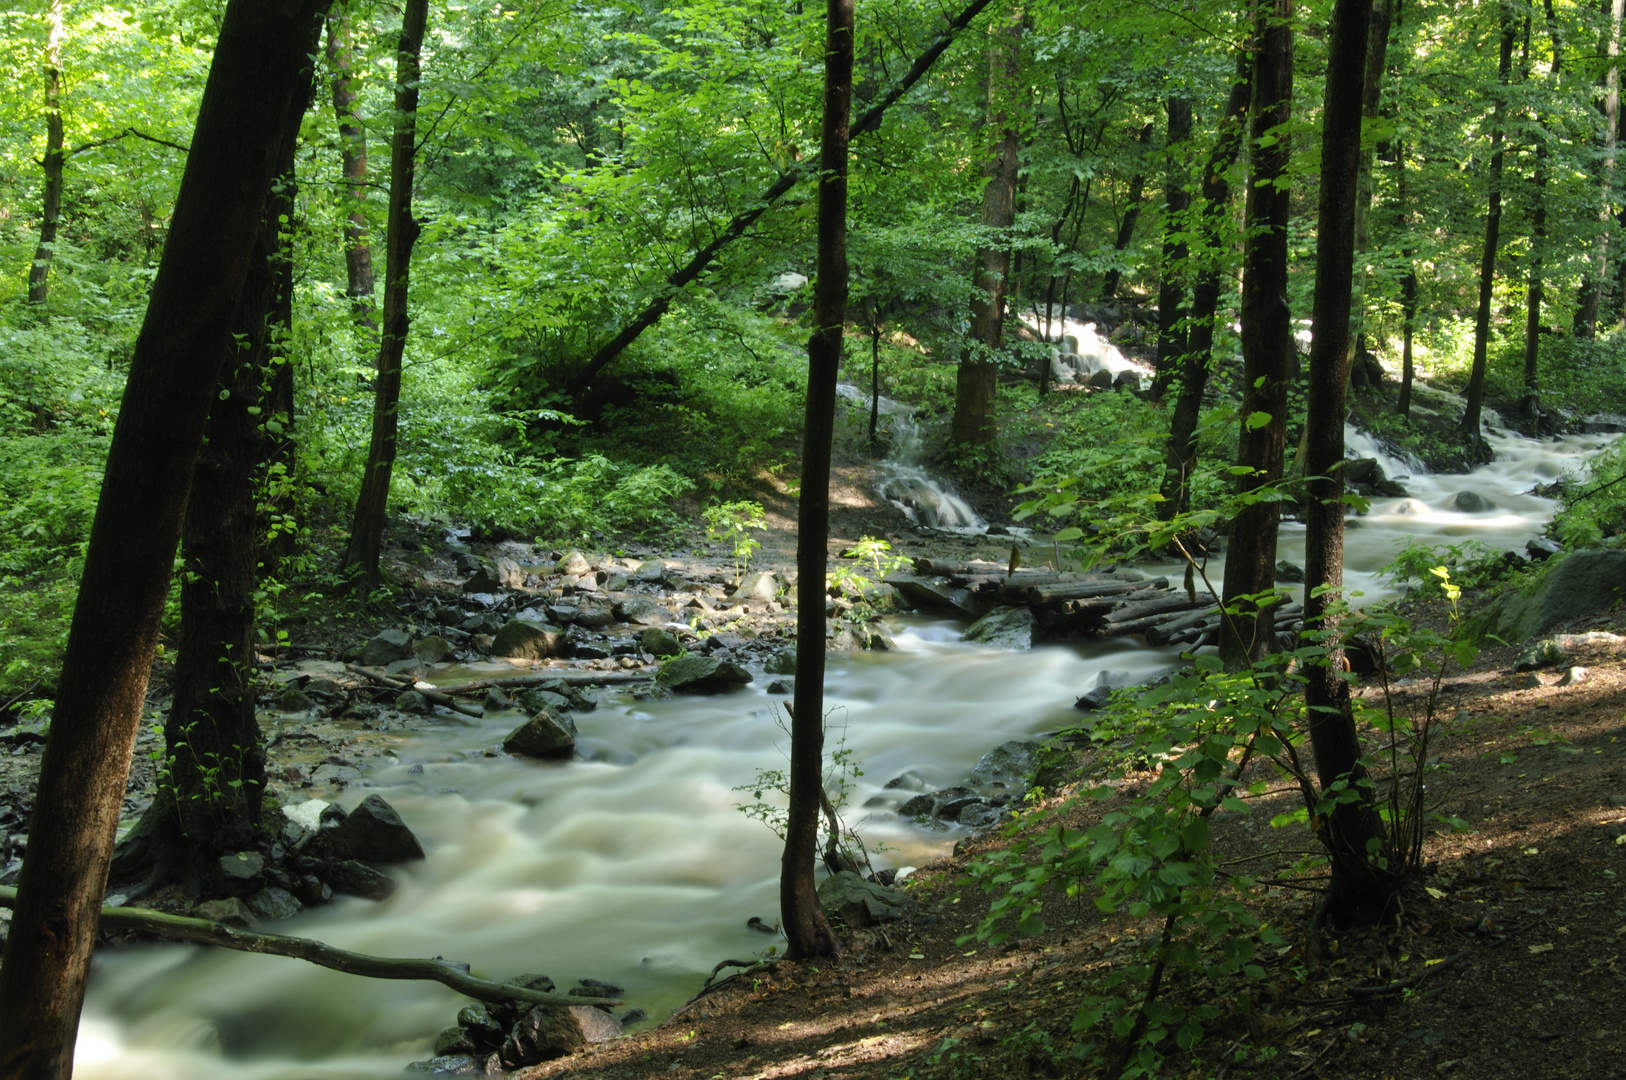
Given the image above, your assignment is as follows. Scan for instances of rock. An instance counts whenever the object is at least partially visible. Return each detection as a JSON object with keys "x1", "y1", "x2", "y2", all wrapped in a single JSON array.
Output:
[
  {"x1": 324, "y1": 794, "x2": 425, "y2": 863},
  {"x1": 359, "y1": 629, "x2": 413, "y2": 667},
  {"x1": 247, "y1": 886, "x2": 303, "y2": 920},
  {"x1": 817, "y1": 870, "x2": 909, "y2": 925},
  {"x1": 504, "y1": 973, "x2": 557, "y2": 993},
  {"x1": 1560, "y1": 665, "x2": 1588, "y2": 686},
  {"x1": 483, "y1": 688, "x2": 513, "y2": 713},
  {"x1": 1274, "y1": 560, "x2": 1305, "y2": 584},
  {"x1": 435, "y1": 1027, "x2": 474, "y2": 1055},
  {"x1": 414, "y1": 636, "x2": 452, "y2": 664},
  {"x1": 957, "y1": 803, "x2": 1005, "y2": 829},
  {"x1": 0, "y1": 715, "x2": 49, "y2": 745},
  {"x1": 733, "y1": 571, "x2": 779, "y2": 605},
  {"x1": 898, "y1": 786, "x2": 981, "y2": 821},
  {"x1": 896, "y1": 792, "x2": 937, "y2": 817},
  {"x1": 283, "y1": 799, "x2": 329, "y2": 832},
  {"x1": 1465, "y1": 551, "x2": 1626, "y2": 643},
  {"x1": 501, "y1": 1004, "x2": 622, "y2": 1068},
  {"x1": 459, "y1": 613, "x2": 504, "y2": 636},
  {"x1": 884, "y1": 574, "x2": 987, "y2": 618},
  {"x1": 639, "y1": 627, "x2": 683, "y2": 658},
  {"x1": 1113, "y1": 369, "x2": 1139, "y2": 390},
  {"x1": 765, "y1": 678, "x2": 794, "y2": 694},
  {"x1": 503, "y1": 709, "x2": 577, "y2": 759},
  {"x1": 1074, "y1": 685, "x2": 1114, "y2": 711},
  {"x1": 395, "y1": 690, "x2": 432, "y2": 714},
  {"x1": 1517, "y1": 672, "x2": 1543, "y2": 689},
  {"x1": 215, "y1": 851, "x2": 266, "y2": 897},
  {"x1": 883, "y1": 771, "x2": 927, "y2": 792},
  {"x1": 323, "y1": 859, "x2": 397, "y2": 900},
  {"x1": 1513, "y1": 638, "x2": 1567, "y2": 672},
  {"x1": 614, "y1": 596, "x2": 672, "y2": 626},
  {"x1": 293, "y1": 873, "x2": 333, "y2": 906},
  {"x1": 491, "y1": 620, "x2": 562, "y2": 660},
  {"x1": 311, "y1": 763, "x2": 361, "y2": 787},
  {"x1": 573, "y1": 977, "x2": 625, "y2": 995},
  {"x1": 1527, "y1": 536, "x2": 1563, "y2": 561},
  {"x1": 570, "y1": 604, "x2": 615, "y2": 629},
  {"x1": 458, "y1": 1003, "x2": 504, "y2": 1046},
  {"x1": 194, "y1": 897, "x2": 257, "y2": 927},
  {"x1": 277, "y1": 685, "x2": 318, "y2": 712},
  {"x1": 386, "y1": 658, "x2": 426, "y2": 680},
  {"x1": 556, "y1": 550, "x2": 593, "y2": 576},
  {"x1": 960, "y1": 606, "x2": 1038, "y2": 649},
  {"x1": 656, "y1": 656, "x2": 753, "y2": 693},
  {"x1": 1032, "y1": 744, "x2": 1078, "y2": 792},
  {"x1": 765, "y1": 647, "x2": 797, "y2": 675},
  {"x1": 493, "y1": 557, "x2": 525, "y2": 589},
  {"x1": 1088, "y1": 368, "x2": 1116, "y2": 390},
  {"x1": 619, "y1": 1008, "x2": 648, "y2": 1025},
  {"x1": 406, "y1": 1054, "x2": 485, "y2": 1076},
  {"x1": 1454, "y1": 491, "x2": 1493, "y2": 513},
  {"x1": 969, "y1": 740, "x2": 1041, "y2": 788}
]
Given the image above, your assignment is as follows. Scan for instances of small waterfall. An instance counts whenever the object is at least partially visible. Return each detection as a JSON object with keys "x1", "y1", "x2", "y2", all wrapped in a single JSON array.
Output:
[
  {"x1": 836, "y1": 384, "x2": 987, "y2": 532},
  {"x1": 1018, "y1": 313, "x2": 1156, "y2": 388}
]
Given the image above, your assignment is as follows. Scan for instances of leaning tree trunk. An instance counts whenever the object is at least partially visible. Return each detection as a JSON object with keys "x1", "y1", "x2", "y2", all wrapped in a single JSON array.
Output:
[
  {"x1": 326, "y1": 0, "x2": 376, "y2": 336},
  {"x1": 1159, "y1": 47, "x2": 1252, "y2": 520},
  {"x1": 1302, "y1": 0, "x2": 1396, "y2": 929},
  {"x1": 0, "y1": 1, "x2": 329, "y2": 1074},
  {"x1": 950, "y1": 6, "x2": 1024, "y2": 450},
  {"x1": 1218, "y1": 0, "x2": 1293, "y2": 669},
  {"x1": 343, "y1": 0, "x2": 429, "y2": 584},
  {"x1": 1151, "y1": 97, "x2": 1193, "y2": 399},
  {"x1": 1099, "y1": 121, "x2": 1154, "y2": 301},
  {"x1": 1576, "y1": 0, "x2": 1623, "y2": 338},
  {"x1": 1458, "y1": 4, "x2": 1515, "y2": 456},
  {"x1": 26, "y1": 0, "x2": 65, "y2": 305},
  {"x1": 785, "y1": 0, "x2": 854, "y2": 964}
]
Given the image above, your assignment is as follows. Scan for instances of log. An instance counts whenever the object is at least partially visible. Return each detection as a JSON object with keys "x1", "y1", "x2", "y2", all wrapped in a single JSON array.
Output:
[
  {"x1": 1101, "y1": 591, "x2": 1205, "y2": 625},
  {"x1": 0, "y1": 886, "x2": 620, "y2": 1009},
  {"x1": 1031, "y1": 577, "x2": 1167, "y2": 604},
  {"x1": 432, "y1": 670, "x2": 654, "y2": 696},
  {"x1": 1100, "y1": 604, "x2": 1210, "y2": 639},
  {"x1": 345, "y1": 664, "x2": 483, "y2": 717},
  {"x1": 1144, "y1": 606, "x2": 1222, "y2": 645}
]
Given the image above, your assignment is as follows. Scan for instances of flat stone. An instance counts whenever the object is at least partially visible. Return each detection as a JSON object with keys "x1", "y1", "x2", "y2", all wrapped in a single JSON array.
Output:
[
  {"x1": 503, "y1": 709, "x2": 577, "y2": 759},
  {"x1": 614, "y1": 596, "x2": 672, "y2": 626},
  {"x1": 358, "y1": 628, "x2": 413, "y2": 667},
  {"x1": 491, "y1": 620, "x2": 562, "y2": 660},
  {"x1": 656, "y1": 656, "x2": 752, "y2": 693}
]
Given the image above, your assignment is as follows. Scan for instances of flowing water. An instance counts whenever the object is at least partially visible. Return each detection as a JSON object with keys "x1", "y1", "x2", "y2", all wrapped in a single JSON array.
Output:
[
  {"x1": 73, "y1": 398, "x2": 1614, "y2": 1079},
  {"x1": 836, "y1": 383, "x2": 985, "y2": 532}
]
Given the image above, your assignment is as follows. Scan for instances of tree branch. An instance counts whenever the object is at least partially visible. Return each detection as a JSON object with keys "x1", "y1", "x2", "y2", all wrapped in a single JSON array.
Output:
[{"x1": 67, "y1": 127, "x2": 190, "y2": 157}]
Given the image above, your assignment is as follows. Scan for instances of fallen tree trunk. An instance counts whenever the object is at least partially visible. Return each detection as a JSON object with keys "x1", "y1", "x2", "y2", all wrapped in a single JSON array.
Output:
[
  {"x1": 432, "y1": 670, "x2": 654, "y2": 695},
  {"x1": 1101, "y1": 591, "x2": 1208, "y2": 625},
  {"x1": 344, "y1": 664, "x2": 482, "y2": 717},
  {"x1": 0, "y1": 886, "x2": 619, "y2": 1009},
  {"x1": 1031, "y1": 577, "x2": 1167, "y2": 604}
]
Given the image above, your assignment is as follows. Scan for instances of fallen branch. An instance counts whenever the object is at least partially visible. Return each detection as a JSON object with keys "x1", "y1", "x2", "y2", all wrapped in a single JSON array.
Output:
[
  {"x1": 1346, "y1": 948, "x2": 1471, "y2": 998},
  {"x1": 432, "y1": 670, "x2": 654, "y2": 695},
  {"x1": 0, "y1": 886, "x2": 618, "y2": 1008},
  {"x1": 344, "y1": 664, "x2": 483, "y2": 717}
]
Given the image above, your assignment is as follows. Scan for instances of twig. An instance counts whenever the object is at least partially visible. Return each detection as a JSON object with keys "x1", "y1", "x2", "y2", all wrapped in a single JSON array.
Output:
[
  {"x1": 0, "y1": 886, "x2": 618, "y2": 1009},
  {"x1": 0, "y1": 679, "x2": 42, "y2": 716},
  {"x1": 1346, "y1": 947, "x2": 1471, "y2": 998},
  {"x1": 344, "y1": 664, "x2": 482, "y2": 717}
]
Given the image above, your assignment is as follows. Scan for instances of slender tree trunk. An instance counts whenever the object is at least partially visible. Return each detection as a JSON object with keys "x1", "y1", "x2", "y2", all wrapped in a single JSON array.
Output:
[
  {"x1": 1302, "y1": 0, "x2": 1395, "y2": 928},
  {"x1": 1160, "y1": 49, "x2": 1252, "y2": 520},
  {"x1": 326, "y1": 0, "x2": 376, "y2": 336},
  {"x1": 784, "y1": 0, "x2": 853, "y2": 964},
  {"x1": 1099, "y1": 121, "x2": 1154, "y2": 302},
  {"x1": 0, "y1": 2, "x2": 328, "y2": 1074},
  {"x1": 1575, "y1": 0, "x2": 1621, "y2": 338},
  {"x1": 950, "y1": 7, "x2": 1024, "y2": 450},
  {"x1": 27, "y1": 0, "x2": 65, "y2": 305},
  {"x1": 1348, "y1": 0, "x2": 1393, "y2": 366},
  {"x1": 1218, "y1": 0, "x2": 1293, "y2": 669},
  {"x1": 1458, "y1": 5, "x2": 1516, "y2": 454},
  {"x1": 563, "y1": 0, "x2": 996, "y2": 398},
  {"x1": 1523, "y1": 7, "x2": 1563, "y2": 421},
  {"x1": 1152, "y1": 98, "x2": 1193, "y2": 399},
  {"x1": 343, "y1": 0, "x2": 428, "y2": 584},
  {"x1": 869, "y1": 316, "x2": 881, "y2": 444}
]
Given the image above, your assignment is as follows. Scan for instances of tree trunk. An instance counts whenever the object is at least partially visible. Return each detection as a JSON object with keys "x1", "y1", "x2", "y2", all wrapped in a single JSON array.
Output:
[
  {"x1": 0, "y1": 1, "x2": 329, "y2": 1074},
  {"x1": 561, "y1": 0, "x2": 996, "y2": 399},
  {"x1": 1575, "y1": 0, "x2": 1622, "y2": 339},
  {"x1": 950, "y1": 7, "x2": 1024, "y2": 450},
  {"x1": 1152, "y1": 97, "x2": 1193, "y2": 399},
  {"x1": 1099, "y1": 121, "x2": 1154, "y2": 302},
  {"x1": 784, "y1": 0, "x2": 854, "y2": 964},
  {"x1": 1218, "y1": 0, "x2": 1293, "y2": 669},
  {"x1": 343, "y1": 0, "x2": 429, "y2": 584},
  {"x1": 1302, "y1": 0, "x2": 1396, "y2": 928},
  {"x1": 1458, "y1": 4, "x2": 1515, "y2": 455},
  {"x1": 1348, "y1": 0, "x2": 1393, "y2": 366},
  {"x1": 1159, "y1": 49, "x2": 1252, "y2": 521},
  {"x1": 26, "y1": 0, "x2": 65, "y2": 305},
  {"x1": 1523, "y1": 6, "x2": 1563, "y2": 422},
  {"x1": 1396, "y1": 135, "x2": 1418, "y2": 418},
  {"x1": 326, "y1": 0, "x2": 376, "y2": 336}
]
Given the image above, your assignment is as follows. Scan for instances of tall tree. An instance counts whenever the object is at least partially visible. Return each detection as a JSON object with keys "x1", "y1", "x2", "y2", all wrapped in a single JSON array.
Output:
[
  {"x1": 326, "y1": 0, "x2": 376, "y2": 336},
  {"x1": 343, "y1": 0, "x2": 429, "y2": 583},
  {"x1": 1301, "y1": 0, "x2": 1395, "y2": 927},
  {"x1": 1575, "y1": 0, "x2": 1623, "y2": 338},
  {"x1": 1159, "y1": 47, "x2": 1252, "y2": 520},
  {"x1": 1522, "y1": 1, "x2": 1565, "y2": 421},
  {"x1": 1218, "y1": 0, "x2": 1293, "y2": 669},
  {"x1": 1098, "y1": 120, "x2": 1155, "y2": 302},
  {"x1": 950, "y1": 6, "x2": 1025, "y2": 450},
  {"x1": 784, "y1": 0, "x2": 853, "y2": 963},
  {"x1": 26, "y1": 0, "x2": 65, "y2": 305},
  {"x1": 1151, "y1": 96, "x2": 1193, "y2": 399},
  {"x1": 0, "y1": 0, "x2": 329, "y2": 1073},
  {"x1": 1349, "y1": 0, "x2": 1393, "y2": 357},
  {"x1": 1457, "y1": 2, "x2": 1516, "y2": 455}
]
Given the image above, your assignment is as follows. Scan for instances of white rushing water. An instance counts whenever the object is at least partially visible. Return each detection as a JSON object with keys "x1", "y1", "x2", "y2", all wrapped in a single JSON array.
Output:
[
  {"x1": 73, "y1": 395, "x2": 1615, "y2": 1079},
  {"x1": 836, "y1": 383, "x2": 986, "y2": 532}
]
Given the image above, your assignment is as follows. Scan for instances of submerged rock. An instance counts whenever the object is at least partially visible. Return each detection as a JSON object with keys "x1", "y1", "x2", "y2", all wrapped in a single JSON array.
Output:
[
  {"x1": 961, "y1": 606, "x2": 1038, "y2": 649},
  {"x1": 656, "y1": 656, "x2": 753, "y2": 693},
  {"x1": 503, "y1": 709, "x2": 577, "y2": 759}
]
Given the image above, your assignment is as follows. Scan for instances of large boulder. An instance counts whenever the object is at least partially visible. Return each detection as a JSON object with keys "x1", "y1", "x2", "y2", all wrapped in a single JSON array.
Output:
[
  {"x1": 1465, "y1": 550, "x2": 1626, "y2": 644},
  {"x1": 733, "y1": 571, "x2": 779, "y2": 605},
  {"x1": 321, "y1": 794, "x2": 425, "y2": 863},
  {"x1": 817, "y1": 870, "x2": 909, "y2": 926},
  {"x1": 359, "y1": 629, "x2": 413, "y2": 667},
  {"x1": 503, "y1": 709, "x2": 577, "y2": 759},
  {"x1": 322, "y1": 859, "x2": 397, "y2": 900},
  {"x1": 614, "y1": 596, "x2": 672, "y2": 626},
  {"x1": 491, "y1": 620, "x2": 563, "y2": 660},
  {"x1": 500, "y1": 1005, "x2": 622, "y2": 1069},
  {"x1": 961, "y1": 606, "x2": 1038, "y2": 649},
  {"x1": 969, "y1": 741, "x2": 1041, "y2": 788},
  {"x1": 656, "y1": 656, "x2": 753, "y2": 693},
  {"x1": 639, "y1": 627, "x2": 683, "y2": 658}
]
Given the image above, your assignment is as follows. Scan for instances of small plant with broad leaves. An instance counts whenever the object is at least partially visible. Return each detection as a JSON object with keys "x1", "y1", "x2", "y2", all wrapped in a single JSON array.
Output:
[{"x1": 703, "y1": 500, "x2": 768, "y2": 585}]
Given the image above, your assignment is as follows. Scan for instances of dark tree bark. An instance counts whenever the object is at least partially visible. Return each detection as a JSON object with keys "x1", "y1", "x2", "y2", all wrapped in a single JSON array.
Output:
[
  {"x1": 343, "y1": 0, "x2": 429, "y2": 584},
  {"x1": 1397, "y1": 135, "x2": 1418, "y2": 418},
  {"x1": 1099, "y1": 120, "x2": 1155, "y2": 302},
  {"x1": 1302, "y1": 0, "x2": 1396, "y2": 928},
  {"x1": 1522, "y1": 8, "x2": 1561, "y2": 422},
  {"x1": 1458, "y1": 4, "x2": 1515, "y2": 456},
  {"x1": 1152, "y1": 97, "x2": 1193, "y2": 399},
  {"x1": 562, "y1": 0, "x2": 997, "y2": 399},
  {"x1": 1218, "y1": 0, "x2": 1293, "y2": 669},
  {"x1": 1159, "y1": 49, "x2": 1252, "y2": 520},
  {"x1": 1575, "y1": 0, "x2": 1622, "y2": 338},
  {"x1": 326, "y1": 0, "x2": 376, "y2": 336},
  {"x1": 784, "y1": 0, "x2": 854, "y2": 964},
  {"x1": 27, "y1": 0, "x2": 65, "y2": 305},
  {"x1": 950, "y1": 6, "x2": 1024, "y2": 450},
  {"x1": 1348, "y1": 0, "x2": 1393, "y2": 359},
  {"x1": 0, "y1": 0, "x2": 330, "y2": 1074}
]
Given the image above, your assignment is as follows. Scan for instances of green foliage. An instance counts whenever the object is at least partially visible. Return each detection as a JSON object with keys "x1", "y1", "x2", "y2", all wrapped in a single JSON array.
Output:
[
  {"x1": 1552, "y1": 433, "x2": 1626, "y2": 547},
  {"x1": 1379, "y1": 538, "x2": 1523, "y2": 598},
  {"x1": 829, "y1": 536, "x2": 910, "y2": 616},
  {"x1": 702, "y1": 499, "x2": 766, "y2": 584},
  {"x1": 734, "y1": 711, "x2": 878, "y2": 872}
]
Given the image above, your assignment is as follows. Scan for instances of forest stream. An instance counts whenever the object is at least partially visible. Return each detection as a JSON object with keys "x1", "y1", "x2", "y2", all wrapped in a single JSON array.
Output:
[{"x1": 70, "y1": 410, "x2": 1614, "y2": 1080}]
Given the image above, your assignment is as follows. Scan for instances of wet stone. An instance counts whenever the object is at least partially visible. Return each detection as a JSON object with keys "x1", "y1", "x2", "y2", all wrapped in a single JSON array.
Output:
[
  {"x1": 414, "y1": 636, "x2": 452, "y2": 664},
  {"x1": 656, "y1": 656, "x2": 752, "y2": 693},
  {"x1": 194, "y1": 897, "x2": 257, "y2": 927},
  {"x1": 325, "y1": 794, "x2": 425, "y2": 863},
  {"x1": 395, "y1": 690, "x2": 431, "y2": 714},
  {"x1": 435, "y1": 1026, "x2": 474, "y2": 1055},
  {"x1": 639, "y1": 627, "x2": 683, "y2": 658},
  {"x1": 502, "y1": 709, "x2": 577, "y2": 760},
  {"x1": 359, "y1": 629, "x2": 413, "y2": 667},
  {"x1": 323, "y1": 859, "x2": 396, "y2": 900},
  {"x1": 247, "y1": 886, "x2": 303, "y2": 920},
  {"x1": 482, "y1": 688, "x2": 512, "y2": 713}
]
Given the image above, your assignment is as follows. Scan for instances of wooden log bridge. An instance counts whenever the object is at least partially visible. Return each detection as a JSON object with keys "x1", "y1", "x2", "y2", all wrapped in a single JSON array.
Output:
[{"x1": 886, "y1": 559, "x2": 1305, "y2": 645}]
